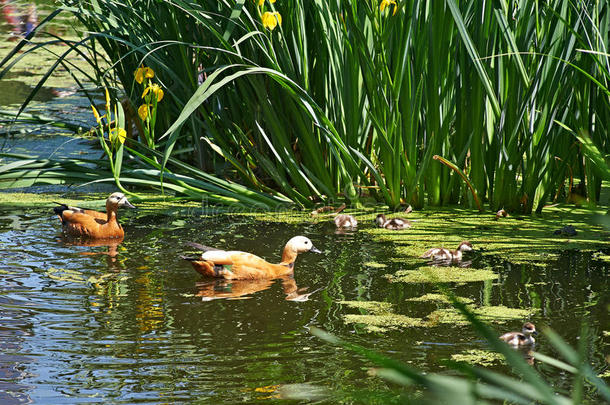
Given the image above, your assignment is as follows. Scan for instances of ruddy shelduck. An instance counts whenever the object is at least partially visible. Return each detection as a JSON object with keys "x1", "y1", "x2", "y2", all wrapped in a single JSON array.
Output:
[
  {"x1": 500, "y1": 322, "x2": 538, "y2": 346},
  {"x1": 183, "y1": 236, "x2": 322, "y2": 280},
  {"x1": 421, "y1": 241, "x2": 473, "y2": 263},
  {"x1": 374, "y1": 213, "x2": 411, "y2": 230},
  {"x1": 53, "y1": 192, "x2": 135, "y2": 239}
]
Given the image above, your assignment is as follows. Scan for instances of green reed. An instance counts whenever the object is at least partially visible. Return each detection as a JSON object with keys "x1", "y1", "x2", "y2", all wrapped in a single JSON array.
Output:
[{"x1": 0, "y1": 0, "x2": 608, "y2": 212}]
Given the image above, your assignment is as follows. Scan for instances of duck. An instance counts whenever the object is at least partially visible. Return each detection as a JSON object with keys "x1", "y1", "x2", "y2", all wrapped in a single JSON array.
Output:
[
  {"x1": 500, "y1": 322, "x2": 538, "y2": 346},
  {"x1": 421, "y1": 241, "x2": 473, "y2": 262},
  {"x1": 334, "y1": 214, "x2": 358, "y2": 228},
  {"x1": 374, "y1": 213, "x2": 411, "y2": 230},
  {"x1": 182, "y1": 236, "x2": 322, "y2": 280},
  {"x1": 53, "y1": 192, "x2": 135, "y2": 239}
]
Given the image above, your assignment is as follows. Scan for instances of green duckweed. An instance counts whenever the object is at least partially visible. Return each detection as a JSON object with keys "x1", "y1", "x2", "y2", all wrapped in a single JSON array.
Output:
[
  {"x1": 406, "y1": 293, "x2": 474, "y2": 304},
  {"x1": 450, "y1": 349, "x2": 505, "y2": 367},
  {"x1": 386, "y1": 267, "x2": 498, "y2": 284},
  {"x1": 426, "y1": 305, "x2": 538, "y2": 326}
]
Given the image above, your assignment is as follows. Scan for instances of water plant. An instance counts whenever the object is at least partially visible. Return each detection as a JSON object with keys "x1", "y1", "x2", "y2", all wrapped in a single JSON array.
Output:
[{"x1": 0, "y1": 1, "x2": 608, "y2": 213}]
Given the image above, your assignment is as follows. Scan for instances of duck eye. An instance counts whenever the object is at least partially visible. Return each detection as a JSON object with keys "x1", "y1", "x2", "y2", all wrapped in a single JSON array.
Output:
[{"x1": 305, "y1": 241, "x2": 309, "y2": 244}]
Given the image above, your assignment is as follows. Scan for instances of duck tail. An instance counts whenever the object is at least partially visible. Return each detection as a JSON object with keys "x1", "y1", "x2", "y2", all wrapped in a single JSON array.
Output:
[
  {"x1": 185, "y1": 241, "x2": 220, "y2": 252},
  {"x1": 180, "y1": 254, "x2": 200, "y2": 262}
]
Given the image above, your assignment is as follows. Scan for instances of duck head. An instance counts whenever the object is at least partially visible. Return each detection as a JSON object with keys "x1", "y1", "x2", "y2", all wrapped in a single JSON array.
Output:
[
  {"x1": 457, "y1": 241, "x2": 473, "y2": 252},
  {"x1": 285, "y1": 236, "x2": 322, "y2": 254},
  {"x1": 374, "y1": 214, "x2": 387, "y2": 227},
  {"x1": 107, "y1": 192, "x2": 136, "y2": 210},
  {"x1": 522, "y1": 322, "x2": 537, "y2": 336}
]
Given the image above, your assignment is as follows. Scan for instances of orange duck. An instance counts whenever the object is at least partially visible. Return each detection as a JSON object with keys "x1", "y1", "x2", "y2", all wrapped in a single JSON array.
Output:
[
  {"x1": 53, "y1": 192, "x2": 135, "y2": 239},
  {"x1": 183, "y1": 236, "x2": 322, "y2": 280}
]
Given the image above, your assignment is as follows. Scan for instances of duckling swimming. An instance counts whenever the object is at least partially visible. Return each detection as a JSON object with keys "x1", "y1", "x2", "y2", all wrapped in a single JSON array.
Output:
[
  {"x1": 500, "y1": 322, "x2": 538, "y2": 346},
  {"x1": 183, "y1": 236, "x2": 322, "y2": 280},
  {"x1": 421, "y1": 241, "x2": 473, "y2": 263},
  {"x1": 374, "y1": 214, "x2": 411, "y2": 230},
  {"x1": 334, "y1": 214, "x2": 357, "y2": 228},
  {"x1": 53, "y1": 192, "x2": 135, "y2": 239}
]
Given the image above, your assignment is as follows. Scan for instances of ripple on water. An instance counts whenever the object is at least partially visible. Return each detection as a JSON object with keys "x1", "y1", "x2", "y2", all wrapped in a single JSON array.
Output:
[{"x1": 0, "y1": 210, "x2": 607, "y2": 403}]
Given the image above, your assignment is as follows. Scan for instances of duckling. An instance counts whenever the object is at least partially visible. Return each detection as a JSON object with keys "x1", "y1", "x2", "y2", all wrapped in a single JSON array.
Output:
[
  {"x1": 421, "y1": 241, "x2": 473, "y2": 262},
  {"x1": 53, "y1": 192, "x2": 135, "y2": 239},
  {"x1": 334, "y1": 214, "x2": 358, "y2": 228},
  {"x1": 183, "y1": 236, "x2": 322, "y2": 280},
  {"x1": 374, "y1": 214, "x2": 411, "y2": 230},
  {"x1": 500, "y1": 322, "x2": 538, "y2": 346}
]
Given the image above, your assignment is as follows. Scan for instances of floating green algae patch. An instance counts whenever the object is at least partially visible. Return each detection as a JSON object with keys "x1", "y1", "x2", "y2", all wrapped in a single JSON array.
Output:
[
  {"x1": 363, "y1": 261, "x2": 388, "y2": 268},
  {"x1": 343, "y1": 313, "x2": 424, "y2": 333},
  {"x1": 0, "y1": 192, "x2": 108, "y2": 210},
  {"x1": 592, "y1": 252, "x2": 610, "y2": 262},
  {"x1": 450, "y1": 349, "x2": 505, "y2": 367},
  {"x1": 338, "y1": 300, "x2": 393, "y2": 314},
  {"x1": 427, "y1": 305, "x2": 538, "y2": 326},
  {"x1": 406, "y1": 293, "x2": 474, "y2": 305},
  {"x1": 386, "y1": 267, "x2": 498, "y2": 284},
  {"x1": 0, "y1": 191, "x2": 200, "y2": 211},
  {"x1": 339, "y1": 300, "x2": 423, "y2": 332}
]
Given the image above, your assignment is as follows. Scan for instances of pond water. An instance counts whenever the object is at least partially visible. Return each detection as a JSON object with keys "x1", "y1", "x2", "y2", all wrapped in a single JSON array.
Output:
[{"x1": 0, "y1": 205, "x2": 608, "y2": 403}]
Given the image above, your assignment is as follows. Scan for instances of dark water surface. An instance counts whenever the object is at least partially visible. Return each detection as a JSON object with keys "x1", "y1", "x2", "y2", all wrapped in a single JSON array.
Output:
[{"x1": 0, "y1": 207, "x2": 608, "y2": 403}]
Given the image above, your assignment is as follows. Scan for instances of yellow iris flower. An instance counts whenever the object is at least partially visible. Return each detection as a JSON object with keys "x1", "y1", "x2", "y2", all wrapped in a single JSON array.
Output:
[
  {"x1": 257, "y1": 0, "x2": 276, "y2": 5},
  {"x1": 262, "y1": 11, "x2": 282, "y2": 30},
  {"x1": 138, "y1": 104, "x2": 151, "y2": 121},
  {"x1": 142, "y1": 83, "x2": 164, "y2": 102},
  {"x1": 134, "y1": 66, "x2": 155, "y2": 84},
  {"x1": 380, "y1": 0, "x2": 398, "y2": 16},
  {"x1": 91, "y1": 105, "x2": 102, "y2": 124},
  {"x1": 110, "y1": 126, "x2": 127, "y2": 145}
]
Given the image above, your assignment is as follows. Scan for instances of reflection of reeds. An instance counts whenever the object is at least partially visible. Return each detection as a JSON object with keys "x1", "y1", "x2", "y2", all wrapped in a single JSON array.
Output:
[{"x1": 0, "y1": 1, "x2": 608, "y2": 212}]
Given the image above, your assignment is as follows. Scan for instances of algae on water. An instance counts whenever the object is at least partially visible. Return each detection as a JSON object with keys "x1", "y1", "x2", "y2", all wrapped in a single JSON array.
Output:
[
  {"x1": 450, "y1": 349, "x2": 506, "y2": 367},
  {"x1": 339, "y1": 300, "x2": 423, "y2": 332},
  {"x1": 386, "y1": 267, "x2": 498, "y2": 284},
  {"x1": 406, "y1": 293, "x2": 474, "y2": 305},
  {"x1": 427, "y1": 306, "x2": 538, "y2": 326}
]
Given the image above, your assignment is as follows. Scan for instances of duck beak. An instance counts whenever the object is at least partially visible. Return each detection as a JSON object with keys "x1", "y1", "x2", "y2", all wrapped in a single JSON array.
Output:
[
  {"x1": 532, "y1": 331, "x2": 538, "y2": 336},
  {"x1": 121, "y1": 198, "x2": 136, "y2": 209},
  {"x1": 309, "y1": 246, "x2": 322, "y2": 254}
]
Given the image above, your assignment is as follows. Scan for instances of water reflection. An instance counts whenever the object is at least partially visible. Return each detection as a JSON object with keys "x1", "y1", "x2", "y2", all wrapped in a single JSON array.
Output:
[
  {"x1": 195, "y1": 277, "x2": 318, "y2": 302},
  {"x1": 0, "y1": 270, "x2": 34, "y2": 405}
]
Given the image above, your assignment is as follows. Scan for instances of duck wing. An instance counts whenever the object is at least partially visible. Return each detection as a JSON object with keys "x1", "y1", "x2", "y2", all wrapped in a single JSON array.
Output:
[
  {"x1": 185, "y1": 241, "x2": 221, "y2": 252},
  {"x1": 54, "y1": 203, "x2": 106, "y2": 220}
]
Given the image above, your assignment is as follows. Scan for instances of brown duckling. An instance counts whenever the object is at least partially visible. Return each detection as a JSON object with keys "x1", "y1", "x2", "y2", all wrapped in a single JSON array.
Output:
[
  {"x1": 334, "y1": 214, "x2": 358, "y2": 228},
  {"x1": 421, "y1": 241, "x2": 473, "y2": 262},
  {"x1": 374, "y1": 214, "x2": 411, "y2": 230},
  {"x1": 499, "y1": 322, "x2": 538, "y2": 346}
]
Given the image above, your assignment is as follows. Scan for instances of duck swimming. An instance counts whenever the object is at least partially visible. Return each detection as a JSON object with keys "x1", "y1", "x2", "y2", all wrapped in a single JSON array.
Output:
[
  {"x1": 53, "y1": 192, "x2": 135, "y2": 239},
  {"x1": 421, "y1": 241, "x2": 473, "y2": 263},
  {"x1": 500, "y1": 322, "x2": 538, "y2": 346},
  {"x1": 183, "y1": 236, "x2": 322, "y2": 280},
  {"x1": 374, "y1": 214, "x2": 411, "y2": 230},
  {"x1": 334, "y1": 214, "x2": 357, "y2": 228}
]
